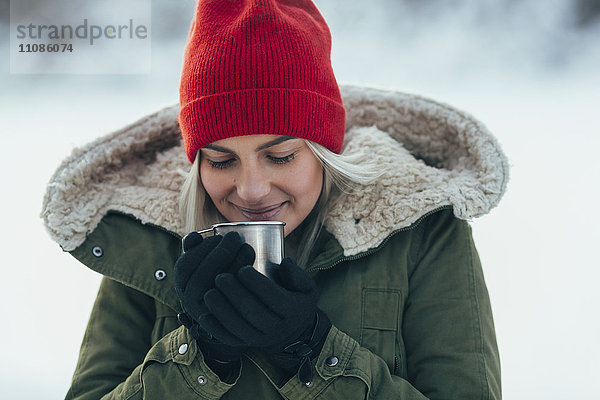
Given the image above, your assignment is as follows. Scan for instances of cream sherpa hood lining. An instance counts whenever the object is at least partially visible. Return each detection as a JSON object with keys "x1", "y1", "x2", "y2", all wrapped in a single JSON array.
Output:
[{"x1": 41, "y1": 85, "x2": 508, "y2": 256}]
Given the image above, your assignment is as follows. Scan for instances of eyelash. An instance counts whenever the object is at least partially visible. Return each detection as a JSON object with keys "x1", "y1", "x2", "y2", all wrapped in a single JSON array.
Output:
[
  {"x1": 207, "y1": 152, "x2": 296, "y2": 169},
  {"x1": 207, "y1": 159, "x2": 234, "y2": 169},
  {"x1": 269, "y1": 152, "x2": 296, "y2": 164}
]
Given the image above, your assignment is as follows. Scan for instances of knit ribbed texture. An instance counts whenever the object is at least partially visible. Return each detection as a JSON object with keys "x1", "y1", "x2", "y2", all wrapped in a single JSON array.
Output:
[{"x1": 179, "y1": 0, "x2": 346, "y2": 162}]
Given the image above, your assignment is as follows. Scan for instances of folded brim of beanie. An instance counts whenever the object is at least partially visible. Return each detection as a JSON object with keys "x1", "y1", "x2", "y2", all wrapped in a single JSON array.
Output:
[{"x1": 179, "y1": 88, "x2": 346, "y2": 162}]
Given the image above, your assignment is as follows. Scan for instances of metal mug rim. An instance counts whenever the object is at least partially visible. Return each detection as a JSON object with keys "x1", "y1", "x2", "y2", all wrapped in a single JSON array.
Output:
[
  {"x1": 212, "y1": 221, "x2": 286, "y2": 228},
  {"x1": 196, "y1": 221, "x2": 286, "y2": 236}
]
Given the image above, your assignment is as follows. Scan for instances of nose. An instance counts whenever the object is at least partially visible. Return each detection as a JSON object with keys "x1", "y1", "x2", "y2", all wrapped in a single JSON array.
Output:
[{"x1": 235, "y1": 164, "x2": 271, "y2": 204}]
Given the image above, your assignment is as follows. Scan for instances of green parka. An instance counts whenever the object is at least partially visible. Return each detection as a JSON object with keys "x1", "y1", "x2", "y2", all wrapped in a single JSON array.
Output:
[{"x1": 42, "y1": 85, "x2": 508, "y2": 399}]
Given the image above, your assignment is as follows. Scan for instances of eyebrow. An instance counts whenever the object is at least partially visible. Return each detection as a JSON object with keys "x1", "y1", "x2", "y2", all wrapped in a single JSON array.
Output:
[{"x1": 203, "y1": 136, "x2": 296, "y2": 153}]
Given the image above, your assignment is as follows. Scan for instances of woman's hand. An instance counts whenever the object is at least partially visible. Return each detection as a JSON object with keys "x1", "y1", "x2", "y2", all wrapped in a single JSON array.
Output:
[
  {"x1": 173, "y1": 231, "x2": 255, "y2": 379},
  {"x1": 199, "y1": 258, "x2": 332, "y2": 384}
]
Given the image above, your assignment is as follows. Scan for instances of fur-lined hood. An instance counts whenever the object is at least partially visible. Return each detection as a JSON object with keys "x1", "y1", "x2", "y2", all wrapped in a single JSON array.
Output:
[{"x1": 41, "y1": 85, "x2": 508, "y2": 256}]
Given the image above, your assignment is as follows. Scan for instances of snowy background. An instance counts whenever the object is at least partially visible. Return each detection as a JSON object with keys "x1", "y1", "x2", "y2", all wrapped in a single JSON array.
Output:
[{"x1": 1, "y1": 0, "x2": 599, "y2": 398}]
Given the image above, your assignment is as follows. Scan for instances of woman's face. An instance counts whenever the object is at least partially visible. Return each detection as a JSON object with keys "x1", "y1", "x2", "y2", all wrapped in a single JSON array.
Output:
[{"x1": 199, "y1": 135, "x2": 323, "y2": 236}]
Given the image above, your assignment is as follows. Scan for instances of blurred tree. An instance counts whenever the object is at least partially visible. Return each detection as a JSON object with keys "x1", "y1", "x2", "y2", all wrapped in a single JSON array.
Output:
[
  {"x1": 152, "y1": 1, "x2": 196, "y2": 41},
  {"x1": 0, "y1": 0, "x2": 8, "y2": 22},
  {"x1": 576, "y1": 0, "x2": 600, "y2": 27}
]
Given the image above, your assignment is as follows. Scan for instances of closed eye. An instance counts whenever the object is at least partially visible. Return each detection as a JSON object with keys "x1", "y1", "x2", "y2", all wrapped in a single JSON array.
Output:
[
  {"x1": 268, "y1": 152, "x2": 296, "y2": 164},
  {"x1": 206, "y1": 152, "x2": 296, "y2": 169},
  {"x1": 207, "y1": 158, "x2": 235, "y2": 169}
]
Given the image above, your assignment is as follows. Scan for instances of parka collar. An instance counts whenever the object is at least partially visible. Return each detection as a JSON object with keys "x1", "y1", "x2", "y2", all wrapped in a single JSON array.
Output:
[{"x1": 41, "y1": 85, "x2": 508, "y2": 256}]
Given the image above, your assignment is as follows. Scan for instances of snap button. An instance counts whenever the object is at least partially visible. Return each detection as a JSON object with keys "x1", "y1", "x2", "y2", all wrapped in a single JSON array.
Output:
[
  {"x1": 325, "y1": 356, "x2": 339, "y2": 367},
  {"x1": 154, "y1": 269, "x2": 166, "y2": 281},
  {"x1": 177, "y1": 313, "x2": 193, "y2": 327},
  {"x1": 92, "y1": 246, "x2": 103, "y2": 257},
  {"x1": 178, "y1": 343, "x2": 188, "y2": 355},
  {"x1": 305, "y1": 381, "x2": 313, "y2": 387},
  {"x1": 197, "y1": 375, "x2": 207, "y2": 385}
]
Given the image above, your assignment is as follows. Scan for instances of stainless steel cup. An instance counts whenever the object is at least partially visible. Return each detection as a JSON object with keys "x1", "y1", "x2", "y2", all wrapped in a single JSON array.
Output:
[{"x1": 198, "y1": 221, "x2": 285, "y2": 279}]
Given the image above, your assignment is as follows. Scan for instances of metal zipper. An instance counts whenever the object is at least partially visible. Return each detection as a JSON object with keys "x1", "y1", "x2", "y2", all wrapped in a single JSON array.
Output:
[{"x1": 307, "y1": 205, "x2": 453, "y2": 273}]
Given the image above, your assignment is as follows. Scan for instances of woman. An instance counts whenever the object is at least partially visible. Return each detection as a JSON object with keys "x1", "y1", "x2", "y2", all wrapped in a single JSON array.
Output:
[{"x1": 42, "y1": 0, "x2": 508, "y2": 399}]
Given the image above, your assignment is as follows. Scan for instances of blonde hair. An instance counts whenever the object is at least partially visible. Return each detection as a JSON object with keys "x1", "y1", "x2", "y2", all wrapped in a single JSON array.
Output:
[{"x1": 179, "y1": 139, "x2": 381, "y2": 267}]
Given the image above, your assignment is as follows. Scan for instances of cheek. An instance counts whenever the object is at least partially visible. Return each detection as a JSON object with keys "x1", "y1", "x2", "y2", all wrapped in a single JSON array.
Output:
[
  {"x1": 200, "y1": 165, "x2": 228, "y2": 200},
  {"x1": 287, "y1": 158, "x2": 323, "y2": 200}
]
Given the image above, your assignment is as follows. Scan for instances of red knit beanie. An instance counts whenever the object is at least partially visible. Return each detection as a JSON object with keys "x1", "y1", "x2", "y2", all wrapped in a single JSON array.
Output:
[{"x1": 178, "y1": 0, "x2": 346, "y2": 163}]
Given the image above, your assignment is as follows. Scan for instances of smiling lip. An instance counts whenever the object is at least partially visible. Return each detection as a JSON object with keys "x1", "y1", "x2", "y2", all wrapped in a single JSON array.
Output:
[{"x1": 234, "y1": 203, "x2": 287, "y2": 220}]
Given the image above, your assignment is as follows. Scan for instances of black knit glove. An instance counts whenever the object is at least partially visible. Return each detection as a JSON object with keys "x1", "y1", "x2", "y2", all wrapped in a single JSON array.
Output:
[
  {"x1": 200, "y1": 258, "x2": 332, "y2": 384},
  {"x1": 174, "y1": 231, "x2": 255, "y2": 379}
]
